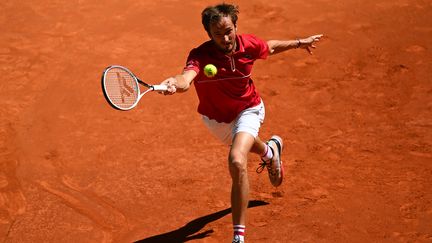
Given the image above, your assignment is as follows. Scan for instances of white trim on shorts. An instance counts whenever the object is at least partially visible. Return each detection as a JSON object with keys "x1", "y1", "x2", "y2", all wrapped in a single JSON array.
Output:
[{"x1": 201, "y1": 100, "x2": 265, "y2": 145}]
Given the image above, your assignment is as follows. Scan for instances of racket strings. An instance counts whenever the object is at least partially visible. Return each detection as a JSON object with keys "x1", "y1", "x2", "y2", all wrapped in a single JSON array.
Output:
[{"x1": 104, "y1": 68, "x2": 139, "y2": 109}]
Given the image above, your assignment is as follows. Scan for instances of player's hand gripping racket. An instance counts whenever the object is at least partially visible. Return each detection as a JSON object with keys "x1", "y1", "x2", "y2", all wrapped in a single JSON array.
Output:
[{"x1": 101, "y1": 65, "x2": 167, "y2": 110}]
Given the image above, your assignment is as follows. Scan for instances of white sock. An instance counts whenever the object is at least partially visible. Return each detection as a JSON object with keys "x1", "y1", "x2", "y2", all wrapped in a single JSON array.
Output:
[
  {"x1": 260, "y1": 144, "x2": 273, "y2": 161},
  {"x1": 233, "y1": 225, "x2": 245, "y2": 241}
]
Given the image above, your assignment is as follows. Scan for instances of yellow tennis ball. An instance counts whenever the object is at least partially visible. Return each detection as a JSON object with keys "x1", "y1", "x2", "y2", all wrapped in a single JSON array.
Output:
[{"x1": 204, "y1": 64, "x2": 217, "y2": 77}]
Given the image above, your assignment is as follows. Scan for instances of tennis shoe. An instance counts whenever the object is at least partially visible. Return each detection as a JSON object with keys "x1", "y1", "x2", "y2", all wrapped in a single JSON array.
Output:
[
  {"x1": 232, "y1": 235, "x2": 244, "y2": 243},
  {"x1": 256, "y1": 135, "x2": 284, "y2": 187}
]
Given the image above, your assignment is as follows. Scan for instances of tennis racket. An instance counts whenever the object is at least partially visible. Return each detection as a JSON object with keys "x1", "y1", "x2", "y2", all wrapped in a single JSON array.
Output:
[{"x1": 101, "y1": 65, "x2": 168, "y2": 110}]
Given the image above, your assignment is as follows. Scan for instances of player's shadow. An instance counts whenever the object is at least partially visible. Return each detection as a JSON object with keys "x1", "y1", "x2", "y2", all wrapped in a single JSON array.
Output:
[{"x1": 134, "y1": 200, "x2": 269, "y2": 243}]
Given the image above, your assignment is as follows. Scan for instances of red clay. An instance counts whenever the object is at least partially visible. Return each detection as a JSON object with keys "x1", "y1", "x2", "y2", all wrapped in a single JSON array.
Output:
[{"x1": 1, "y1": 0, "x2": 431, "y2": 242}]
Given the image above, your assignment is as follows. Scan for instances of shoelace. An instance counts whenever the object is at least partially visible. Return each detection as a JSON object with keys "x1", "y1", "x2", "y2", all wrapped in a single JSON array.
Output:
[
  {"x1": 256, "y1": 159, "x2": 274, "y2": 175},
  {"x1": 257, "y1": 142, "x2": 277, "y2": 174}
]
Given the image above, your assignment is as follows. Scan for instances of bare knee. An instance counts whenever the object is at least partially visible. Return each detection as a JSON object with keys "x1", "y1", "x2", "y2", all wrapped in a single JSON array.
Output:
[{"x1": 228, "y1": 150, "x2": 248, "y2": 180}]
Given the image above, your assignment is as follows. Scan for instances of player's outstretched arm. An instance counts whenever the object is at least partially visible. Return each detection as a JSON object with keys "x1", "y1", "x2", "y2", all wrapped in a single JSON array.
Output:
[
  {"x1": 267, "y1": 34, "x2": 323, "y2": 55},
  {"x1": 160, "y1": 70, "x2": 197, "y2": 95}
]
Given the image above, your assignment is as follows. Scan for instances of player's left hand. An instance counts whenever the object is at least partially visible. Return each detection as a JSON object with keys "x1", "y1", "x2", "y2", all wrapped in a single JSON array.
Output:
[{"x1": 299, "y1": 34, "x2": 323, "y2": 54}]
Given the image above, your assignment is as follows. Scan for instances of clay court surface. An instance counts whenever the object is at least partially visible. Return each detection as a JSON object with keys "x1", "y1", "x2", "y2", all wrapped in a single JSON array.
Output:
[{"x1": 1, "y1": 0, "x2": 431, "y2": 242}]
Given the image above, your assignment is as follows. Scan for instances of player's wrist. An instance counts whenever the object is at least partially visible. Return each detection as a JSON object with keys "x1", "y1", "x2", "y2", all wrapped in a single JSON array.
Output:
[
  {"x1": 174, "y1": 75, "x2": 187, "y2": 90},
  {"x1": 296, "y1": 39, "x2": 301, "y2": 48}
]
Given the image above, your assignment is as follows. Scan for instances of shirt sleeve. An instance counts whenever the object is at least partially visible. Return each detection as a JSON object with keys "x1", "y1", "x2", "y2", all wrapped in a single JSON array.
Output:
[
  {"x1": 247, "y1": 34, "x2": 270, "y2": 60},
  {"x1": 183, "y1": 48, "x2": 201, "y2": 74}
]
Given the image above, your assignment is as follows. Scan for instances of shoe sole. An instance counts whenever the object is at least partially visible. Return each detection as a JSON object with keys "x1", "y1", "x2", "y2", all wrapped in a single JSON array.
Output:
[{"x1": 269, "y1": 135, "x2": 284, "y2": 187}]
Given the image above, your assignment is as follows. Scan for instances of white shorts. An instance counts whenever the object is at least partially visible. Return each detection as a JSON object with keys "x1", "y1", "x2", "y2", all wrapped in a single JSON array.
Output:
[{"x1": 202, "y1": 100, "x2": 265, "y2": 145}]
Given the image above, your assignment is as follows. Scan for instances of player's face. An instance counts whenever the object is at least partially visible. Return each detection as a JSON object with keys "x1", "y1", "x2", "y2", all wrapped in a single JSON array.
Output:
[{"x1": 209, "y1": 16, "x2": 237, "y2": 54}]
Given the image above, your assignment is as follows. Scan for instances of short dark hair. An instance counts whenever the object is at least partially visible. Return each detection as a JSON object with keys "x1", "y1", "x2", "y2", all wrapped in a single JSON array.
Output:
[{"x1": 201, "y1": 3, "x2": 239, "y2": 34}]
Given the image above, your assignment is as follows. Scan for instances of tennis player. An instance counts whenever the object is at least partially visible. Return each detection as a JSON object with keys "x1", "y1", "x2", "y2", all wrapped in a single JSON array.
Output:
[{"x1": 160, "y1": 3, "x2": 322, "y2": 243}]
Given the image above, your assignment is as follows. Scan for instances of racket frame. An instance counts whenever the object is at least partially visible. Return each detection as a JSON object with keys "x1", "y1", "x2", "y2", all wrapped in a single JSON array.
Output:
[{"x1": 101, "y1": 65, "x2": 167, "y2": 111}]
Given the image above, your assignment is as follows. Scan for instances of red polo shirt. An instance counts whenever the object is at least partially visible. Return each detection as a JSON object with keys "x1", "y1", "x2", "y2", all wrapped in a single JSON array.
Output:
[{"x1": 184, "y1": 34, "x2": 269, "y2": 123}]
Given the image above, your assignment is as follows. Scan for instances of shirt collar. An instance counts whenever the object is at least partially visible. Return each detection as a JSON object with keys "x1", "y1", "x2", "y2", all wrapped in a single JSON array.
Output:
[{"x1": 233, "y1": 35, "x2": 245, "y2": 54}]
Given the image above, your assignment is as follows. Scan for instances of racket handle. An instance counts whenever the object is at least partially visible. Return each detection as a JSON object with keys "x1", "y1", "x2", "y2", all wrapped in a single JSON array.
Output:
[{"x1": 152, "y1": 85, "x2": 168, "y2": 91}]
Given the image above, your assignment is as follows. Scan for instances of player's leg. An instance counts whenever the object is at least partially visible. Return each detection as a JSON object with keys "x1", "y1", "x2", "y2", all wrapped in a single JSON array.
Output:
[
  {"x1": 229, "y1": 131, "x2": 255, "y2": 242},
  {"x1": 200, "y1": 117, "x2": 251, "y2": 242},
  {"x1": 229, "y1": 132, "x2": 255, "y2": 224},
  {"x1": 250, "y1": 136, "x2": 266, "y2": 155},
  {"x1": 228, "y1": 101, "x2": 266, "y2": 242}
]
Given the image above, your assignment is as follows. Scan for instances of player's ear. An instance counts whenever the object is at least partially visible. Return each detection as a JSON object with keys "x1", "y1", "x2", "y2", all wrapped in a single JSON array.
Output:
[{"x1": 206, "y1": 27, "x2": 213, "y2": 40}]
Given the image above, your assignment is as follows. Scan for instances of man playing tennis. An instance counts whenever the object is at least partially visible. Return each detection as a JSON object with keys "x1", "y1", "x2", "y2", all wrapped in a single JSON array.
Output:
[{"x1": 160, "y1": 3, "x2": 322, "y2": 243}]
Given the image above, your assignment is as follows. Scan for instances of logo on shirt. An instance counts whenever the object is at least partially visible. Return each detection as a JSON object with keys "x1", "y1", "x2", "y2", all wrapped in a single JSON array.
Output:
[{"x1": 244, "y1": 54, "x2": 253, "y2": 59}]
